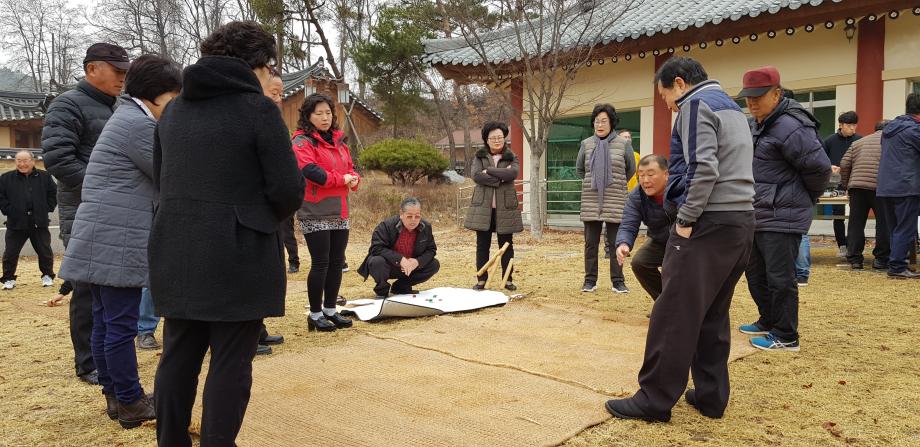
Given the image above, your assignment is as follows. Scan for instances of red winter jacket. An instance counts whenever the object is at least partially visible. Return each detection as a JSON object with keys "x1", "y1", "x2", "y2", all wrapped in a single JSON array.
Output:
[{"x1": 291, "y1": 129, "x2": 360, "y2": 219}]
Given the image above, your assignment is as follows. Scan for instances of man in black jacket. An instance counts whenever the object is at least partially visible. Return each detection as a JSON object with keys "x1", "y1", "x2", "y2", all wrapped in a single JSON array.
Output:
[
  {"x1": 614, "y1": 155, "x2": 671, "y2": 300},
  {"x1": 737, "y1": 67, "x2": 831, "y2": 352},
  {"x1": 0, "y1": 151, "x2": 57, "y2": 289},
  {"x1": 358, "y1": 198, "x2": 440, "y2": 298},
  {"x1": 41, "y1": 42, "x2": 129, "y2": 385},
  {"x1": 824, "y1": 111, "x2": 862, "y2": 256}
]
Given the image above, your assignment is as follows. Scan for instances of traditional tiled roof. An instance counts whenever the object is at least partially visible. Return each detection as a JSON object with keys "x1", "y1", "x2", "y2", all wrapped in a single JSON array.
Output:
[
  {"x1": 423, "y1": 0, "x2": 846, "y2": 66},
  {"x1": 282, "y1": 59, "x2": 384, "y2": 122},
  {"x1": 0, "y1": 91, "x2": 50, "y2": 122}
]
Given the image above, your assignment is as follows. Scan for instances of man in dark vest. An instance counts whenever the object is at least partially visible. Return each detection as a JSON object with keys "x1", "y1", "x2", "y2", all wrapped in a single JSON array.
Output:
[
  {"x1": 41, "y1": 42, "x2": 130, "y2": 385},
  {"x1": 0, "y1": 151, "x2": 57, "y2": 289}
]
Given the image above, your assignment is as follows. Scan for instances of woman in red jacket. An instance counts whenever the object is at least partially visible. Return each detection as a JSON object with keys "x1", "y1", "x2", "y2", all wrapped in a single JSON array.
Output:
[{"x1": 291, "y1": 93, "x2": 360, "y2": 332}]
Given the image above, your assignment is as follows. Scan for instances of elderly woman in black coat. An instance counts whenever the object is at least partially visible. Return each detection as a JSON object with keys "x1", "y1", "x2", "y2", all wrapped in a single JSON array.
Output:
[
  {"x1": 148, "y1": 21, "x2": 305, "y2": 446},
  {"x1": 58, "y1": 55, "x2": 181, "y2": 429}
]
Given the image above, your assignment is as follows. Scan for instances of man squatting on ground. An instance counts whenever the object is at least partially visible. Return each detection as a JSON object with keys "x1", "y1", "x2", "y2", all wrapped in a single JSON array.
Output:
[
  {"x1": 358, "y1": 198, "x2": 440, "y2": 298},
  {"x1": 614, "y1": 154, "x2": 672, "y2": 300}
]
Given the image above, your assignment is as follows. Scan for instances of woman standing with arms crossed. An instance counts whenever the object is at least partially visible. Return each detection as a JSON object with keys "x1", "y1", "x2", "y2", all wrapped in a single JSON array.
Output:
[
  {"x1": 292, "y1": 93, "x2": 360, "y2": 332},
  {"x1": 465, "y1": 121, "x2": 524, "y2": 291}
]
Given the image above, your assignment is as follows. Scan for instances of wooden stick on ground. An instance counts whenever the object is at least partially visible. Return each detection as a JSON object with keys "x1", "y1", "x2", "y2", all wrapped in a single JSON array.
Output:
[
  {"x1": 501, "y1": 258, "x2": 514, "y2": 286},
  {"x1": 486, "y1": 256, "x2": 503, "y2": 289},
  {"x1": 475, "y1": 241, "x2": 511, "y2": 277}
]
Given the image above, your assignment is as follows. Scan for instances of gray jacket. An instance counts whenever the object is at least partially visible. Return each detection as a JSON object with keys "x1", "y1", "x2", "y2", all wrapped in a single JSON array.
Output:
[
  {"x1": 59, "y1": 98, "x2": 156, "y2": 288},
  {"x1": 576, "y1": 135, "x2": 635, "y2": 222},
  {"x1": 664, "y1": 80, "x2": 755, "y2": 223}
]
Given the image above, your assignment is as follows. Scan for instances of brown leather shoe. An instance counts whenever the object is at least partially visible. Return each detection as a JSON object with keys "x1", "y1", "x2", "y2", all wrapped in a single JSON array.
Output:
[
  {"x1": 116, "y1": 394, "x2": 155, "y2": 429},
  {"x1": 103, "y1": 392, "x2": 118, "y2": 420}
]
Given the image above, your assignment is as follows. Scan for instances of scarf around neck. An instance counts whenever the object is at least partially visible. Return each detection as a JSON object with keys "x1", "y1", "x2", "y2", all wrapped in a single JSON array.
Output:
[{"x1": 590, "y1": 133, "x2": 614, "y2": 204}]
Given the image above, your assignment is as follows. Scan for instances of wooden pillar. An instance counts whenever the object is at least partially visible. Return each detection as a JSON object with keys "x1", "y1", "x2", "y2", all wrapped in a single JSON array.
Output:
[
  {"x1": 653, "y1": 54, "x2": 673, "y2": 158},
  {"x1": 855, "y1": 17, "x2": 885, "y2": 136},
  {"x1": 509, "y1": 79, "x2": 525, "y2": 181}
]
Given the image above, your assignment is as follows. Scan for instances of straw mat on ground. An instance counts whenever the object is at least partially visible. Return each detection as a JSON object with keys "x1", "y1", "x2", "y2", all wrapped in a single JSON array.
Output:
[{"x1": 191, "y1": 334, "x2": 612, "y2": 447}]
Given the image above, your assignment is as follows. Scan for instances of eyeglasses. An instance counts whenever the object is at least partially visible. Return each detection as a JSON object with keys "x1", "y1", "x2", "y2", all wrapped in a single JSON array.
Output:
[{"x1": 487, "y1": 137, "x2": 506, "y2": 142}]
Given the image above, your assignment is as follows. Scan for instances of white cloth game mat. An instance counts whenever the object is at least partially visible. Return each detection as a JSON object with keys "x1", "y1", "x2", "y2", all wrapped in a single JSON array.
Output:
[{"x1": 338, "y1": 287, "x2": 508, "y2": 321}]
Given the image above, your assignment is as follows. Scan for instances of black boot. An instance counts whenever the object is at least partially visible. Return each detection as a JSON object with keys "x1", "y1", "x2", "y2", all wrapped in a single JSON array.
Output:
[
  {"x1": 308, "y1": 315, "x2": 336, "y2": 332},
  {"x1": 325, "y1": 312, "x2": 353, "y2": 328},
  {"x1": 103, "y1": 392, "x2": 118, "y2": 420},
  {"x1": 116, "y1": 393, "x2": 156, "y2": 429}
]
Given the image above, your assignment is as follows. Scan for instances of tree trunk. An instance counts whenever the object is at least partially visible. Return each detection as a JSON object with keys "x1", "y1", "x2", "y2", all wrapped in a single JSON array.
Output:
[
  {"x1": 455, "y1": 86, "x2": 474, "y2": 175},
  {"x1": 529, "y1": 145, "x2": 544, "y2": 238}
]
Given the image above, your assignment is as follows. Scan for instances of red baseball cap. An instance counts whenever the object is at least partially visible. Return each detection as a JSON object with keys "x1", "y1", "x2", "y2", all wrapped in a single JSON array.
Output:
[{"x1": 737, "y1": 66, "x2": 781, "y2": 98}]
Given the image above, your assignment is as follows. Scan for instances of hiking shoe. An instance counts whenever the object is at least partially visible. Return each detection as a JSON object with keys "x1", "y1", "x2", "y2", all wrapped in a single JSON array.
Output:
[
  {"x1": 888, "y1": 270, "x2": 920, "y2": 279},
  {"x1": 2, "y1": 280, "x2": 14, "y2": 290},
  {"x1": 739, "y1": 322, "x2": 769, "y2": 335},
  {"x1": 795, "y1": 276, "x2": 809, "y2": 287},
  {"x1": 41, "y1": 275, "x2": 53, "y2": 287},
  {"x1": 136, "y1": 333, "x2": 160, "y2": 350},
  {"x1": 116, "y1": 393, "x2": 156, "y2": 429},
  {"x1": 342, "y1": 263, "x2": 350, "y2": 272},
  {"x1": 612, "y1": 282, "x2": 629, "y2": 293},
  {"x1": 581, "y1": 281, "x2": 597, "y2": 292},
  {"x1": 751, "y1": 333, "x2": 800, "y2": 352}
]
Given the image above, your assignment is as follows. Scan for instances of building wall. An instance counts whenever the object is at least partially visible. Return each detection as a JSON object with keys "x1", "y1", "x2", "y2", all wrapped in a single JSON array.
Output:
[
  {"x1": 522, "y1": 12, "x2": 920, "y2": 216},
  {"x1": 0, "y1": 127, "x2": 11, "y2": 147}
]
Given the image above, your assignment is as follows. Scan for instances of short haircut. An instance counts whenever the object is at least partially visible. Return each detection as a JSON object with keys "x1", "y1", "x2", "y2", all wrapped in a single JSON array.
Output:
[
  {"x1": 15, "y1": 150, "x2": 33, "y2": 159},
  {"x1": 591, "y1": 103, "x2": 619, "y2": 129},
  {"x1": 200, "y1": 21, "x2": 276, "y2": 69},
  {"x1": 782, "y1": 88, "x2": 795, "y2": 99},
  {"x1": 907, "y1": 93, "x2": 920, "y2": 115},
  {"x1": 125, "y1": 55, "x2": 182, "y2": 105},
  {"x1": 654, "y1": 57, "x2": 708, "y2": 89},
  {"x1": 296, "y1": 93, "x2": 339, "y2": 134},
  {"x1": 875, "y1": 120, "x2": 890, "y2": 131},
  {"x1": 481, "y1": 121, "x2": 509, "y2": 146},
  {"x1": 838, "y1": 111, "x2": 858, "y2": 124},
  {"x1": 638, "y1": 154, "x2": 668, "y2": 170},
  {"x1": 400, "y1": 197, "x2": 421, "y2": 212}
]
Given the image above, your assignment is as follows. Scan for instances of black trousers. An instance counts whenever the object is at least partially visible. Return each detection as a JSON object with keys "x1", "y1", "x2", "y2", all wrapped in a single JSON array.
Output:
[
  {"x1": 632, "y1": 211, "x2": 754, "y2": 420},
  {"x1": 630, "y1": 239, "x2": 666, "y2": 300},
  {"x1": 745, "y1": 231, "x2": 801, "y2": 342},
  {"x1": 846, "y1": 188, "x2": 890, "y2": 265},
  {"x1": 475, "y1": 209, "x2": 514, "y2": 283},
  {"x1": 584, "y1": 220, "x2": 624, "y2": 285},
  {"x1": 831, "y1": 205, "x2": 846, "y2": 247},
  {"x1": 279, "y1": 216, "x2": 299, "y2": 266},
  {"x1": 365, "y1": 255, "x2": 440, "y2": 296},
  {"x1": 304, "y1": 229, "x2": 348, "y2": 313},
  {"x1": 1, "y1": 226, "x2": 55, "y2": 281},
  {"x1": 155, "y1": 318, "x2": 262, "y2": 447}
]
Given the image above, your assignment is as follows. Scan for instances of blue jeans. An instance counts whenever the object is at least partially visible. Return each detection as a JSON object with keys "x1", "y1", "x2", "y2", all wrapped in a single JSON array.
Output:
[
  {"x1": 90, "y1": 284, "x2": 143, "y2": 403},
  {"x1": 138, "y1": 287, "x2": 160, "y2": 335},
  {"x1": 794, "y1": 235, "x2": 811, "y2": 279},
  {"x1": 879, "y1": 196, "x2": 920, "y2": 273}
]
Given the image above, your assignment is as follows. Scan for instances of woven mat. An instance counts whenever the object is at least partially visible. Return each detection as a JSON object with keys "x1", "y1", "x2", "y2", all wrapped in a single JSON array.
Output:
[
  {"x1": 191, "y1": 335, "x2": 611, "y2": 447},
  {"x1": 368, "y1": 302, "x2": 759, "y2": 395},
  {"x1": 189, "y1": 302, "x2": 758, "y2": 446}
]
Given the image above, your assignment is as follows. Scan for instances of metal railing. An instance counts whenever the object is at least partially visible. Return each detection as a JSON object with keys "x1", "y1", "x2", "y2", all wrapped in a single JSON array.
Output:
[{"x1": 456, "y1": 179, "x2": 584, "y2": 226}]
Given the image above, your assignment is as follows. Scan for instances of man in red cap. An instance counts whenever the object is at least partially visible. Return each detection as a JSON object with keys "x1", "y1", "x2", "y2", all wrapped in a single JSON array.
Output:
[
  {"x1": 41, "y1": 42, "x2": 130, "y2": 385},
  {"x1": 736, "y1": 66, "x2": 831, "y2": 352}
]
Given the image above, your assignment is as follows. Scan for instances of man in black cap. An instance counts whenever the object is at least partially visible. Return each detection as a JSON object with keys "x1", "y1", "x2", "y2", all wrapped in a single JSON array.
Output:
[
  {"x1": 41, "y1": 42, "x2": 129, "y2": 385},
  {"x1": 824, "y1": 111, "x2": 862, "y2": 257}
]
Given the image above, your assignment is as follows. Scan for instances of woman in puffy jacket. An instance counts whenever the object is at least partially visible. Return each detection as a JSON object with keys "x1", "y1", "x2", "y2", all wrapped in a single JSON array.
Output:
[{"x1": 291, "y1": 93, "x2": 360, "y2": 332}]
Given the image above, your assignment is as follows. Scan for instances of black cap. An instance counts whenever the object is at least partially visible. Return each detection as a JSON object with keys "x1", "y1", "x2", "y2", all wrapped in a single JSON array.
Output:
[{"x1": 83, "y1": 43, "x2": 131, "y2": 70}]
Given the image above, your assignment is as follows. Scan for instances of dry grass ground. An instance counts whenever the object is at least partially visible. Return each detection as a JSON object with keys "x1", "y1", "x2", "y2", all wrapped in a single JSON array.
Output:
[{"x1": 0, "y1": 179, "x2": 917, "y2": 446}]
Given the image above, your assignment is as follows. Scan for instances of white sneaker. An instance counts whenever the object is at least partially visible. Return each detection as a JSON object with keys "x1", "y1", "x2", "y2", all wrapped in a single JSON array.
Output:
[
  {"x1": 41, "y1": 275, "x2": 53, "y2": 287},
  {"x1": 837, "y1": 246, "x2": 847, "y2": 258},
  {"x1": 2, "y1": 280, "x2": 15, "y2": 290}
]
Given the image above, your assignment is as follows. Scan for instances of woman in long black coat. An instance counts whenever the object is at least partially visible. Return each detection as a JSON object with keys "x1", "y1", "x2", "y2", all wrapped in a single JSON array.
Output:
[{"x1": 148, "y1": 21, "x2": 305, "y2": 446}]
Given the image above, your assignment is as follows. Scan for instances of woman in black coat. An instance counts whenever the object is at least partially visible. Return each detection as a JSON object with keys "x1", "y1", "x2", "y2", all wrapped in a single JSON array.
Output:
[{"x1": 148, "y1": 21, "x2": 305, "y2": 447}]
